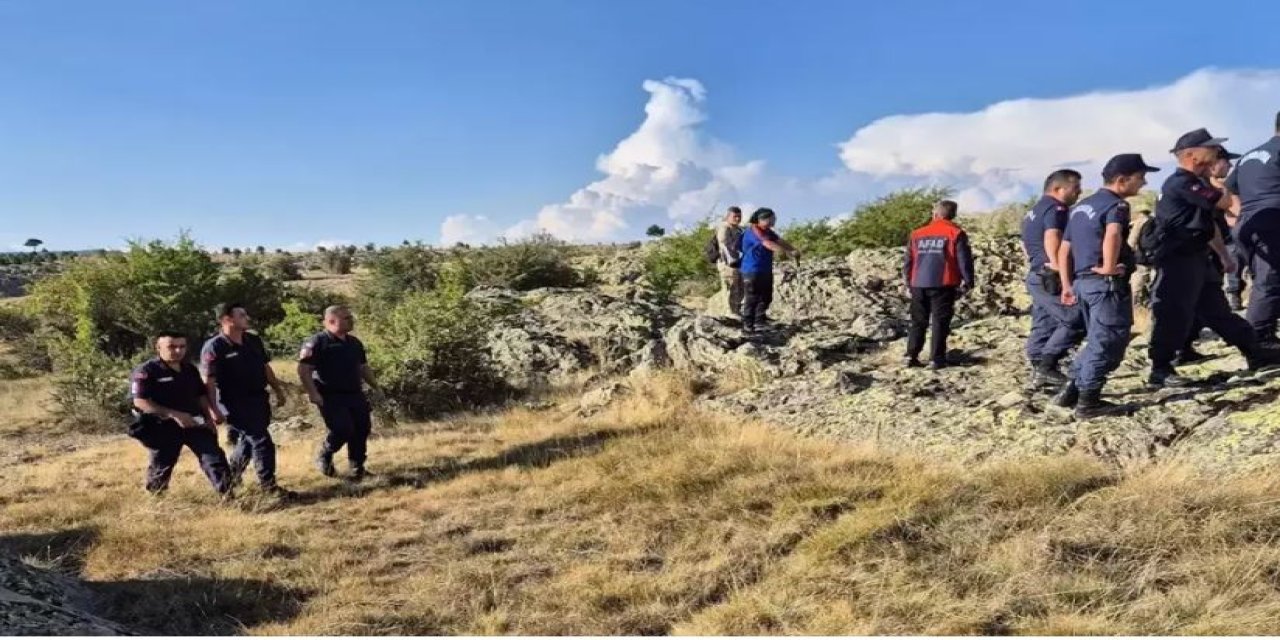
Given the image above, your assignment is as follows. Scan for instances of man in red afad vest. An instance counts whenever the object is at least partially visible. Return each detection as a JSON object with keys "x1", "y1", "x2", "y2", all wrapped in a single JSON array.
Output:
[{"x1": 902, "y1": 200, "x2": 976, "y2": 369}]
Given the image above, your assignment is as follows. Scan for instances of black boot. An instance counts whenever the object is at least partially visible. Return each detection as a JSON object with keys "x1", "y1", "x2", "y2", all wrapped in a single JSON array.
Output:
[
  {"x1": 1147, "y1": 367, "x2": 1193, "y2": 389},
  {"x1": 1035, "y1": 359, "x2": 1070, "y2": 386},
  {"x1": 904, "y1": 355, "x2": 924, "y2": 368},
  {"x1": 1073, "y1": 388, "x2": 1127, "y2": 420},
  {"x1": 1246, "y1": 344, "x2": 1280, "y2": 371},
  {"x1": 315, "y1": 449, "x2": 336, "y2": 478},
  {"x1": 350, "y1": 465, "x2": 368, "y2": 483},
  {"x1": 1051, "y1": 381, "x2": 1079, "y2": 408},
  {"x1": 1172, "y1": 347, "x2": 1207, "y2": 366}
]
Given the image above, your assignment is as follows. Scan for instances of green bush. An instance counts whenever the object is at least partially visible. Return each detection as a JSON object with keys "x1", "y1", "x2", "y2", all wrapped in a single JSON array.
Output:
[
  {"x1": 263, "y1": 301, "x2": 321, "y2": 357},
  {"x1": 263, "y1": 254, "x2": 303, "y2": 281},
  {"x1": 0, "y1": 305, "x2": 35, "y2": 342},
  {"x1": 642, "y1": 221, "x2": 716, "y2": 303},
  {"x1": 363, "y1": 282, "x2": 510, "y2": 419},
  {"x1": 447, "y1": 232, "x2": 585, "y2": 292},
  {"x1": 217, "y1": 266, "x2": 286, "y2": 328},
  {"x1": 48, "y1": 337, "x2": 131, "y2": 429},
  {"x1": 357, "y1": 245, "x2": 440, "y2": 314},
  {"x1": 321, "y1": 251, "x2": 352, "y2": 275},
  {"x1": 783, "y1": 187, "x2": 954, "y2": 258}
]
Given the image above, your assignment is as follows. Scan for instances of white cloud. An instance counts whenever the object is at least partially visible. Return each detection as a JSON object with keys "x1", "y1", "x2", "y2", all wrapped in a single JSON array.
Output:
[
  {"x1": 514, "y1": 68, "x2": 1280, "y2": 242},
  {"x1": 837, "y1": 68, "x2": 1280, "y2": 209},
  {"x1": 439, "y1": 214, "x2": 496, "y2": 246}
]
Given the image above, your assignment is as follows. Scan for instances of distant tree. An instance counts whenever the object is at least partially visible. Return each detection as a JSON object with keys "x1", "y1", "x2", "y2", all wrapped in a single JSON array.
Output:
[
  {"x1": 344, "y1": 245, "x2": 357, "y2": 257},
  {"x1": 220, "y1": 247, "x2": 231, "y2": 255},
  {"x1": 24, "y1": 238, "x2": 43, "y2": 252},
  {"x1": 232, "y1": 248, "x2": 243, "y2": 258},
  {"x1": 255, "y1": 245, "x2": 266, "y2": 255},
  {"x1": 645, "y1": 225, "x2": 666, "y2": 238},
  {"x1": 364, "y1": 242, "x2": 376, "y2": 252},
  {"x1": 401, "y1": 239, "x2": 411, "y2": 247},
  {"x1": 275, "y1": 248, "x2": 285, "y2": 254},
  {"x1": 317, "y1": 246, "x2": 329, "y2": 253}
]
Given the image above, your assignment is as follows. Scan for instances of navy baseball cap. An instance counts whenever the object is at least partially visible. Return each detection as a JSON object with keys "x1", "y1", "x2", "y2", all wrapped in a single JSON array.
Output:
[
  {"x1": 1171, "y1": 128, "x2": 1228, "y2": 153},
  {"x1": 1102, "y1": 153, "x2": 1161, "y2": 181}
]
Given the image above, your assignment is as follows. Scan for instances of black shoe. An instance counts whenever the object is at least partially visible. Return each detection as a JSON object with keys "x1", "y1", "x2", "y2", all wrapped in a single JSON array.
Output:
[
  {"x1": 1172, "y1": 348, "x2": 1207, "y2": 366},
  {"x1": 315, "y1": 452, "x2": 336, "y2": 478},
  {"x1": 262, "y1": 484, "x2": 299, "y2": 500},
  {"x1": 928, "y1": 360, "x2": 947, "y2": 371},
  {"x1": 1229, "y1": 292, "x2": 1244, "y2": 311},
  {"x1": 1073, "y1": 388, "x2": 1127, "y2": 420},
  {"x1": 1246, "y1": 346, "x2": 1280, "y2": 371},
  {"x1": 1147, "y1": 367, "x2": 1193, "y2": 389},
  {"x1": 1034, "y1": 361, "x2": 1070, "y2": 386},
  {"x1": 904, "y1": 356, "x2": 924, "y2": 368},
  {"x1": 1051, "y1": 381, "x2": 1079, "y2": 408},
  {"x1": 350, "y1": 466, "x2": 368, "y2": 483}
]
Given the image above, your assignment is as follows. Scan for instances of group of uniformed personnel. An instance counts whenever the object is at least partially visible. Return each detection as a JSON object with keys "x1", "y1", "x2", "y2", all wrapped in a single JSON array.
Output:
[
  {"x1": 1021, "y1": 114, "x2": 1280, "y2": 419},
  {"x1": 128, "y1": 304, "x2": 378, "y2": 498}
]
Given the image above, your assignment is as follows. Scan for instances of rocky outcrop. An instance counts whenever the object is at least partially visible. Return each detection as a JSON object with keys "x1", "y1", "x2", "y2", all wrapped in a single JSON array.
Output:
[
  {"x1": 478, "y1": 236, "x2": 1280, "y2": 471},
  {"x1": 0, "y1": 553, "x2": 134, "y2": 635}
]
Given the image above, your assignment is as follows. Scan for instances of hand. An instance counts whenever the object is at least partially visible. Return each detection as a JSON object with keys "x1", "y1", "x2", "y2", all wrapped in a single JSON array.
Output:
[
  {"x1": 170, "y1": 411, "x2": 199, "y2": 429},
  {"x1": 1091, "y1": 264, "x2": 1127, "y2": 277},
  {"x1": 209, "y1": 407, "x2": 226, "y2": 426},
  {"x1": 1060, "y1": 287, "x2": 1078, "y2": 306},
  {"x1": 307, "y1": 391, "x2": 325, "y2": 408}
]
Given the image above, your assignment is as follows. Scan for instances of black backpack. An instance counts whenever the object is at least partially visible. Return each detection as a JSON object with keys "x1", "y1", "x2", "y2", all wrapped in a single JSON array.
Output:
[
  {"x1": 1135, "y1": 217, "x2": 1163, "y2": 266},
  {"x1": 703, "y1": 234, "x2": 720, "y2": 264}
]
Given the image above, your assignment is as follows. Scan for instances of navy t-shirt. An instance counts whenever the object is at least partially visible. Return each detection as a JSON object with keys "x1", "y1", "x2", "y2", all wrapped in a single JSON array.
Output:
[
  {"x1": 1021, "y1": 195, "x2": 1070, "y2": 270},
  {"x1": 1227, "y1": 136, "x2": 1280, "y2": 216},
  {"x1": 200, "y1": 332, "x2": 270, "y2": 403},
  {"x1": 299, "y1": 331, "x2": 368, "y2": 395},
  {"x1": 1064, "y1": 189, "x2": 1132, "y2": 277},
  {"x1": 130, "y1": 357, "x2": 205, "y2": 415},
  {"x1": 739, "y1": 225, "x2": 780, "y2": 274}
]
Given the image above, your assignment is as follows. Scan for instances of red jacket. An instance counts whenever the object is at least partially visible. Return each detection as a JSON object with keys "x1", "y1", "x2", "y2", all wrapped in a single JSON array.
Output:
[{"x1": 903, "y1": 218, "x2": 975, "y2": 289}]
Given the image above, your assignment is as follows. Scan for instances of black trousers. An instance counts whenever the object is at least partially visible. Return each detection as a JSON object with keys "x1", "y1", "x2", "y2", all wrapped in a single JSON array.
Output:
[
  {"x1": 1150, "y1": 251, "x2": 1256, "y2": 370},
  {"x1": 144, "y1": 423, "x2": 233, "y2": 494},
  {"x1": 906, "y1": 286, "x2": 958, "y2": 364},
  {"x1": 741, "y1": 271, "x2": 774, "y2": 326},
  {"x1": 225, "y1": 395, "x2": 277, "y2": 487},
  {"x1": 319, "y1": 394, "x2": 373, "y2": 467}
]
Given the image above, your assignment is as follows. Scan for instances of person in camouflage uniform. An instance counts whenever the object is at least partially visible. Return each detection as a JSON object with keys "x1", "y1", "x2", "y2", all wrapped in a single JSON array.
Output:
[{"x1": 1129, "y1": 208, "x2": 1154, "y2": 308}]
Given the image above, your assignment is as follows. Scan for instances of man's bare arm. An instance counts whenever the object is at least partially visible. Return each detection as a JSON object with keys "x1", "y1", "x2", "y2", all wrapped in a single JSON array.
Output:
[{"x1": 298, "y1": 363, "x2": 323, "y2": 406}]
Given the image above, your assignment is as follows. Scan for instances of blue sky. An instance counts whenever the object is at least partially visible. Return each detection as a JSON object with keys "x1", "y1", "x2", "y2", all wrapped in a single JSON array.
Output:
[{"x1": 3, "y1": 0, "x2": 1280, "y2": 250}]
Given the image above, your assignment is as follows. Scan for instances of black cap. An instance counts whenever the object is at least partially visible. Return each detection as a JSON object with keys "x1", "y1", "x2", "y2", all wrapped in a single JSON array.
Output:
[
  {"x1": 1171, "y1": 127, "x2": 1228, "y2": 153},
  {"x1": 1217, "y1": 146, "x2": 1241, "y2": 160},
  {"x1": 1102, "y1": 153, "x2": 1161, "y2": 181}
]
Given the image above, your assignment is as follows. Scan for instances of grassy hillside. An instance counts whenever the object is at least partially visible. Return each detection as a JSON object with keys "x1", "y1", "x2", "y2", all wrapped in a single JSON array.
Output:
[{"x1": 5, "y1": 373, "x2": 1280, "y2": 634}]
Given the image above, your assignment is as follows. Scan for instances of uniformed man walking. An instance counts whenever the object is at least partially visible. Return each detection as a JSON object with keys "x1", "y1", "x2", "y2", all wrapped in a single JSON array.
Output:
[
  {"x1": 1227, "y1": 111, "x2": 1280, "y2": 344},
  {"x1": 902, "y1": 200, "x2": 975, "y2": 370},
  {"x1": 201, "y1": 303, "x2": 295, "y2": 497},
  {"x1": 129, "y1": 331, "x2": 234, "y2": 496},
  {"x1": 1021, "y1": 169, "x2": 1086, "y2": 385},
  {"x1": 1053, "y1": 154, "x2": 1158, "y2": 418},
  {"x1": 298, "y1": 305, "x2": 379, "y2": 481},
  {"x1": 1176, "y1": 146, "x2": 1244, "y2": 365},
  {"x1": 1147, "y1": 129, "x2": 1278, "y2": 388}
]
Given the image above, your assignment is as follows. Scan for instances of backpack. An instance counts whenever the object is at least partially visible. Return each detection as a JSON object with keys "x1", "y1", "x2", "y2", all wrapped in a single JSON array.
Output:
[
  {"x1": 703, "y1": 234, "x2": 720, "y2": 264},
  {"x1": 1135, "y1": 216, "x2": 1163, "y2": 267}
]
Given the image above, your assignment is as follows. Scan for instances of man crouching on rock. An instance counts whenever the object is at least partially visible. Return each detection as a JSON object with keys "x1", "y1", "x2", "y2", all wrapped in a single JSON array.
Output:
[{"x1": 128, "y1": 331, "x2": 234, "y2": 497}]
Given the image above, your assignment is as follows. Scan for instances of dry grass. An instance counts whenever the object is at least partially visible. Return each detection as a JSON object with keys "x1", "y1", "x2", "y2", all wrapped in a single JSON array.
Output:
[
  {"x1": 0, "y1": 375, "x2": 54, "y2": 435},
  {"x1": 5, "y1": 373, "x2": 1280, "y2": 634}
]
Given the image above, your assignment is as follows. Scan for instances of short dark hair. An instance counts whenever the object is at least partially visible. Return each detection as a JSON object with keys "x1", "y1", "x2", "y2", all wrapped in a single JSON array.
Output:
[
  {"x1": 1043, "y1": 169, "x2": 1082, "y2": 192},
  {"x1": 934, "y1": 200, "x2": 958, "y2": 219},
  {"x1": 727, "y1": 206, "x2": 742, "y2": 214},
  {"x1": 748, "y1": 207, "x2": 776, "y2": 224},
  {"x1": 155, "y1": 331, "x2": 187, "y2": 343},
  {"x1": 215, "y1": 302, "x2": 245, "y2": 320}
]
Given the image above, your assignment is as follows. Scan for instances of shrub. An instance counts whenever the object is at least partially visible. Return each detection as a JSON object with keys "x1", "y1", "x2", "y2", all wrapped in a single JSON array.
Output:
[
  {"x1": 642, "y1": 221, "x2": 717, "y2": 303},
  {"x1": 321, "y1": 251, "x2": 352, "y2": 275},
  {"x1": 263, "y1": 254, "x2": 303, "y2": 281},
  {"x1": 48, "y1": 337, "x2": 131, "y2": 429},
  {"x1": 0, "y1": 305, "x2": 35, "y2": 342},
  {"x1": 448, "y1": 233, "x2": 584, "y2": 292},
  {"x1": 357, "y1": 245, "x2": 440, "y2": 313},
  {"x1": 778, "y1": 187, "x2": 954, "y2": 259},
  {"x1": 364, "y1": 282, "x2": 510, "y2": 419},
  {"x1": 217, "y1": 266, "x2": 286, "y2": 328},
  {"x1": 263, "y1": 301, "x2": 321, "y2": 357}
]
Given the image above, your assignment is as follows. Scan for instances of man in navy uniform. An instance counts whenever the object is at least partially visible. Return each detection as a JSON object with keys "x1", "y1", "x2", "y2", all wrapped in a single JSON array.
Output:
[
  {"x1": 1177, "y1": 146, "x2": 1244, "y2": 364},
  {"x1": 1053, "y1": 154, "x2": 1158, "y2": 419},
  {"x1": 201, "y1": 302, "x2": 295, "y2": 497},
  {"x1": 1021, "y1": 169, "x2": 1086, "y2": 386},
  {"x1": 902, "y1": 200, "x2": 975, "y2": 370},
  {"x1": 298, "y1": 305, "x2": 380, "y2": 481},
  {"x1": 1228, "y1": 111, "x2": 1280, "y2": 344},
  {"x1": 1147, "y1": 129, "x2": 1278, "y2": 388},
  {"x1": 129, "y1": 331, "x2": 233, "y2": 496}
]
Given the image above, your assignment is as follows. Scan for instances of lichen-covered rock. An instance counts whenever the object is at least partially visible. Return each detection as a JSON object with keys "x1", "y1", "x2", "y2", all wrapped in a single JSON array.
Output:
[{"x1": 0, "y1": 553, "x2": 136, "y2": 635}]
